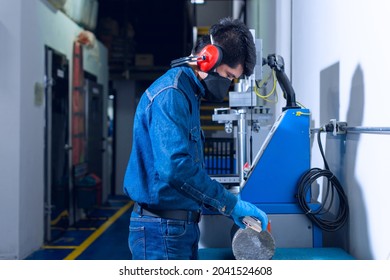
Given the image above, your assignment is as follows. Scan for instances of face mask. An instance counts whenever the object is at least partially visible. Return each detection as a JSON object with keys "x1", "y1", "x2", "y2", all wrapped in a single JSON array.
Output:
[{"x1": 201, "y1": 72, "x2": 232, "y2": 102}]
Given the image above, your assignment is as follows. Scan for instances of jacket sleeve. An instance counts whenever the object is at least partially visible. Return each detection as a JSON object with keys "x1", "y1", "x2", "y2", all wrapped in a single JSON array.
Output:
[{"x1": 148, "y1": 88, "x2": 237, "y2": 215}]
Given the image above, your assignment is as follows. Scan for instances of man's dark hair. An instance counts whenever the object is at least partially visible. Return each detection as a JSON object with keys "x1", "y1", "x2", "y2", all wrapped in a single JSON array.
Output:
[{"x1": 193, "y1": 17, "x2": 256, "y2": 76}]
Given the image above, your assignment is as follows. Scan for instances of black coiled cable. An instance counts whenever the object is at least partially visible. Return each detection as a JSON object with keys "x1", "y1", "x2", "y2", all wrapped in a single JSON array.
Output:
[{"x1": 297, "y1": 128, "x2": 349, "y2": 231}]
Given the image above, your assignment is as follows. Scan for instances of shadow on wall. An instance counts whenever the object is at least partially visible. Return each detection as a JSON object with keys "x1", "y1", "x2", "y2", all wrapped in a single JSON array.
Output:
[
  {"x1": 343, "y1": 65, "x2": 372, "y2": 259},
  {"x1": 319, "y1": 63, "x2": 371, "y2": 259},
  {"x1": 319, "y1": 62, "x2": 344, "y2": 249}
]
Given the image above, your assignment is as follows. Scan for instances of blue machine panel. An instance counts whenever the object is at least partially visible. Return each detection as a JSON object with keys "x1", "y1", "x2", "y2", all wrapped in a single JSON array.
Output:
[{"x1": 240, "y1": 108, "x2": 311, "y2": 205}]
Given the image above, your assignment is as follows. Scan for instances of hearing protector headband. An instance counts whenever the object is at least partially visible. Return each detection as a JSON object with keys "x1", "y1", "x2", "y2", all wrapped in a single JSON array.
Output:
[{"x1": 170, "y1": 34, "x2": 223, "y2": 72}]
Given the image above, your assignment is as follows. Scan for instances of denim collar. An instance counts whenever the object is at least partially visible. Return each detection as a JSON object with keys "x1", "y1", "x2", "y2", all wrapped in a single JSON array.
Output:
[{"x1": 179, "y1": 65, "x2": 205, "y2": 100}]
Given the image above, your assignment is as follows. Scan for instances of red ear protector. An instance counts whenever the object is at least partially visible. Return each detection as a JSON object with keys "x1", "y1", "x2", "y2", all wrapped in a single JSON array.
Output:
[
  {"x1": 197, "y1": 44, "x2": 223, "y2": 72},
  {"x1": 170, "y1": 44, "x2": 223, "y2": 72}
]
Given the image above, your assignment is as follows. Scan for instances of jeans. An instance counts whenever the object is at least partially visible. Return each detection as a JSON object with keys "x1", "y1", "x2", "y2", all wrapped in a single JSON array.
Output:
[{"x1": 129, "y1": 210, "x2": 200, "y2": 260}]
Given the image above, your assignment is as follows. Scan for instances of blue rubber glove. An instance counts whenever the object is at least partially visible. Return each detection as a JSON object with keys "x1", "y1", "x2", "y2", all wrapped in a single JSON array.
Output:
[{"x1": 231, "y1": 199, "x2": 268, "y2": 231}]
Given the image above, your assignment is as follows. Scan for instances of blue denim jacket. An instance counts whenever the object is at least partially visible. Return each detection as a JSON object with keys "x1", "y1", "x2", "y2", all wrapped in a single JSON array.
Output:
[{"x1": 123, "y1": 66, "x2": 237, "y2": 215}]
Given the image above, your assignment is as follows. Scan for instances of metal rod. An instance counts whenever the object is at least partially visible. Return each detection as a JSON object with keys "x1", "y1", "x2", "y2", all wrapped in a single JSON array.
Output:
[
  {"x1": 237, "y1": 109, "x2": 247, "y2": 184},
  {"x1": 345, "y1": 126, "x2": 390, "y2": 134},
  {"x1": 311, "y1": 126, "x2": 390, "y2": 135}
]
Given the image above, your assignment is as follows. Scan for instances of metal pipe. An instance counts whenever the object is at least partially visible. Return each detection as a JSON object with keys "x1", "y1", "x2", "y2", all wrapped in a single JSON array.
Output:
[
  {"x1": 237, "y1": 109, "x2": 247, "y2": 184},
  {"x1": 345, "y1": 126, "x2": 390, "y2": 134},
  {"x1": 311, "y1": 126, "x2": 390, "y2": 135}
]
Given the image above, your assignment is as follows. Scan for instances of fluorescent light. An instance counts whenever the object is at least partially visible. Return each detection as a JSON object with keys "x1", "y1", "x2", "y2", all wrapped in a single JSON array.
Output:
[{"x1": 191, "y1": 0, "x2": 205, "y2": 4}]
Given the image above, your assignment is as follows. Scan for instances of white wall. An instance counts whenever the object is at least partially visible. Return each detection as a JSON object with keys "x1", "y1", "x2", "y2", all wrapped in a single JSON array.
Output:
[
  {"x1": 0, "y1": 0, "x2": 108, "y2": 259},
  {"x1": 291, "y1": 0, "x2": 390, "y2": 260},
  {"x1": 0, "y1": 0, "x2": 22, "y2": 260}
]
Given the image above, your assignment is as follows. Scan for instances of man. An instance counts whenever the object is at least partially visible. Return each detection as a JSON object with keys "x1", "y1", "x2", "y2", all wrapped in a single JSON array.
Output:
[{"x1": 123, "y1": 17, "x2": 268, "y2": 260}]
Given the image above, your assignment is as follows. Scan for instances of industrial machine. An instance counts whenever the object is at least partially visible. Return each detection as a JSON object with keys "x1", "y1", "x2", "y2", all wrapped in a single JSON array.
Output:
[
  {"x1": 200, "y1": 54, "x2": 317, "y2": 251},
  {"x1": 198, "y1": 30, "x2": 350, "y2": 259},
  {"x1": 199, "y1": 34, "x2": 318, "y2": 257},
  {"x1": 237, "y1": 53, "x2": 319, "y2": 250}
]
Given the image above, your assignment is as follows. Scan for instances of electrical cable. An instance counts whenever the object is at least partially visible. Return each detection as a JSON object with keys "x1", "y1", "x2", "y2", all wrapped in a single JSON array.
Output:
[
  {"x1": 296, "y1": 127, "x2": 349, "y2": 231},
  {"x1": 254, "y1": 70, "x2": 278, "y2": 103},
  {"x1": 296, "y1": 101, "x2": 307, "y2": 109}
]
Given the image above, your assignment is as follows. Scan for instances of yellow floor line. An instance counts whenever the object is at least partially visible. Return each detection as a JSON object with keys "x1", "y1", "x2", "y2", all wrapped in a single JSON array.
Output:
[
  {"x1": 42, "y1": 245, "x2": 78, "y2": 249},
  {"x1": 63, "y1": 201, "x2": 133, "y2": 260}
]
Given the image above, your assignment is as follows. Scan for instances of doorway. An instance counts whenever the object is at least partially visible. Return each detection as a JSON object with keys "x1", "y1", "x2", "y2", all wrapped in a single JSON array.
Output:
[{"x1": 44, "y1": 46, "x2": 71, "y2": 242}]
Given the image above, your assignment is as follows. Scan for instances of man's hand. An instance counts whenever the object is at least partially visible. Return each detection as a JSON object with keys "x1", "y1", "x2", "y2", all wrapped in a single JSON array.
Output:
[{"x1": 231, "y1": 199, "x2": 268, "y2": 231}]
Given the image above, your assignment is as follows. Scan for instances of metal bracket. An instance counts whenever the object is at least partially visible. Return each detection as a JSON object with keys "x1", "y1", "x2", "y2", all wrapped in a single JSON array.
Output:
[{"x1": 329, "y1": 119, "x2": 347, "y2": 136}]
